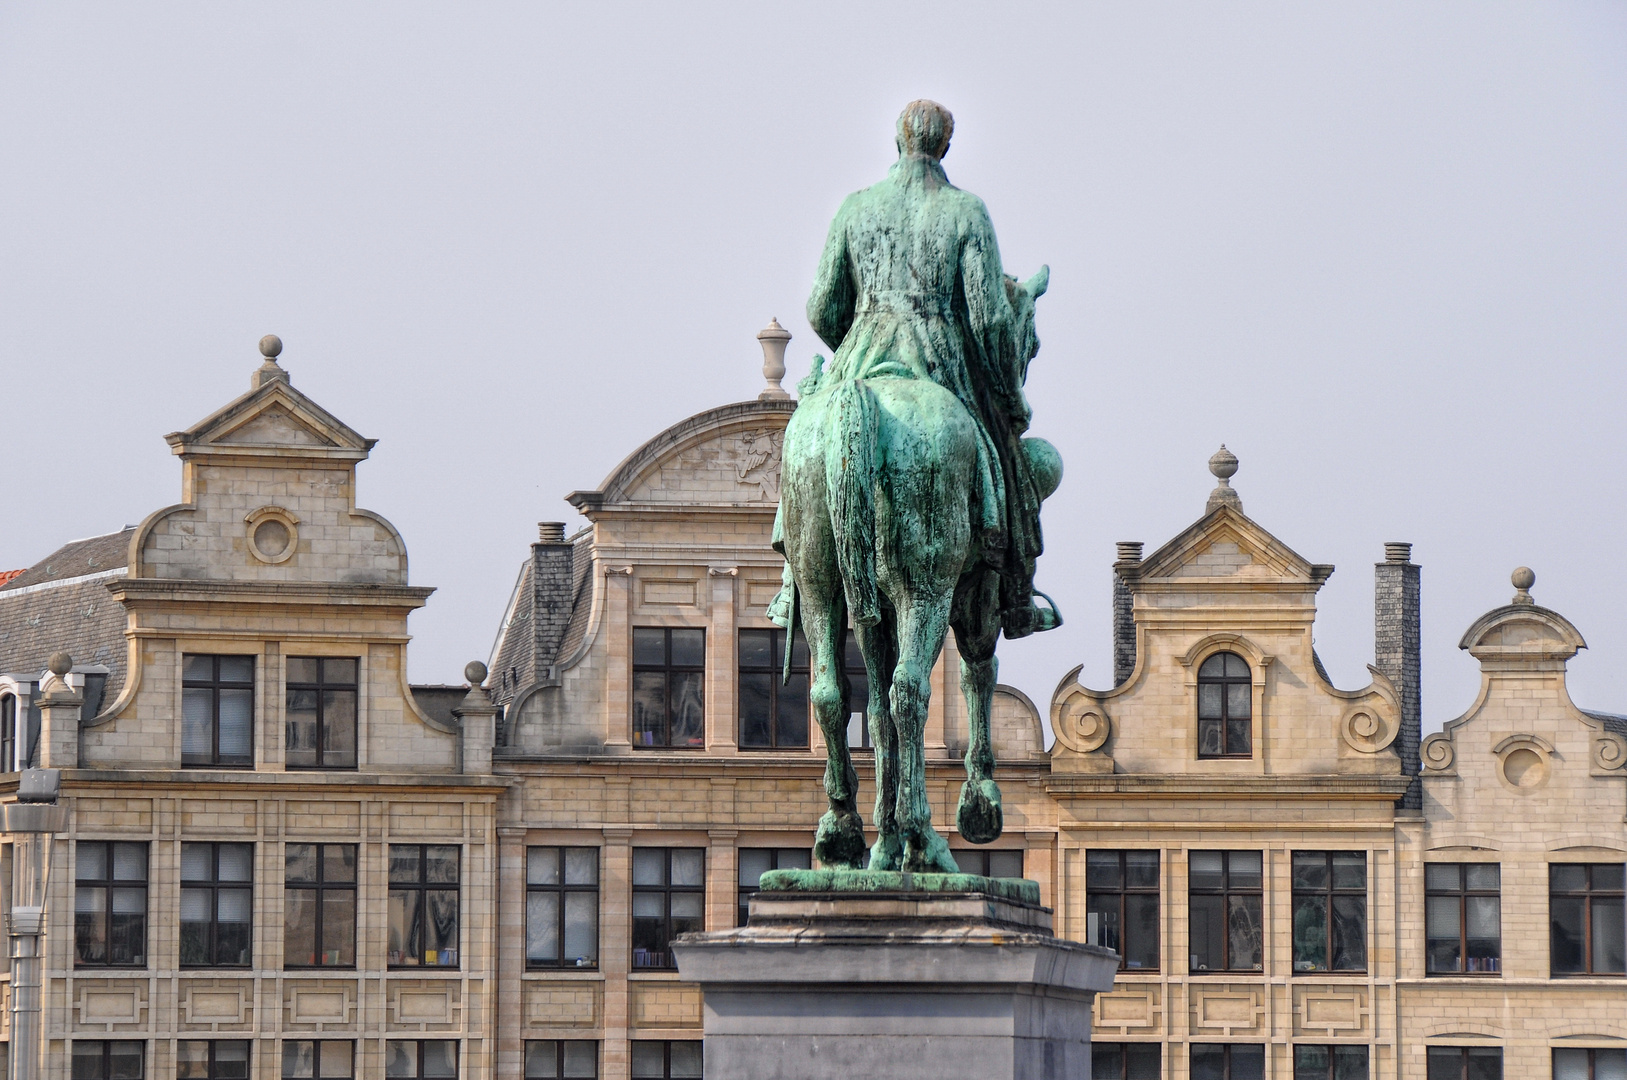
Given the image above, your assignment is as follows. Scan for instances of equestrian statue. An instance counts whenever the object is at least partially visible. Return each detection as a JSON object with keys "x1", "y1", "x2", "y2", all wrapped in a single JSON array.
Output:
[{"x1": 770, "y1": 100, "x2": 1064, "y2": 875}]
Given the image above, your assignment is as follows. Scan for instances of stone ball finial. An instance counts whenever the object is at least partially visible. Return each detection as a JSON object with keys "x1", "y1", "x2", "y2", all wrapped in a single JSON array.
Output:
[
  {"x1": 259, "y1": 334, "x2": 283, "y2": 359},
  {"x1": 48, "y1": 652, "x2": 73, "y2": 677},
  {"x1": 758, "y1": 317, "x2": 792, "y2": 400},
  {"x1": 1205, "y1": 445, "x2": 1243, "y2": 515},
  {"x1": 1512, "y1": 566, "x2": 1536, "y2": 605},
  {"x1": 464, "y1": 660, "x2": 489, "y2": 686},
  {"x1": 1209, "y1": 445, "x2": 1239, "y2": 481}
]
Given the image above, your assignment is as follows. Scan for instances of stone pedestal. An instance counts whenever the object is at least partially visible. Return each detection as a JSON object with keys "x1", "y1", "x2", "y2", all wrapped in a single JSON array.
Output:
[{"x1": 673, "y1": 881, "x2": 1118, "y2": 1080}]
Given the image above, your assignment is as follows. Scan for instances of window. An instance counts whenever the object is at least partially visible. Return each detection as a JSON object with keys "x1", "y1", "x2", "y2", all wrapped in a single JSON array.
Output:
[
  {"x1": 1087, "y1": 850, "x2": 1159, "y2": 971},
  {"x1": 1, "y1": 694, "x2": 14, "y2": 771},
  {"x1": 952, "y1": 849, "x2": 1024, "y2": 880},
  {"x1": 178, "y1": 1041, "x2": 250, "y2": 1080},
  {"x1": 283, "y1": 1041, "x2": 354, "y2": 1078},
  {"x1": 388, "y1": 844, "x2": 460, "y2": 967},
  {"x1": 1192, "y1": 1043, "x2": 1265, "y2": 1080},
  {"x1": 1294, "y1": 1045, "x2": 1369, "y2": 1079},
  {"x1": 75, "y1": 841, "x2": 147, "y2": 967},
  {"x1": 1091, "y1": 1043, "x2": 1160, "y2": 1078},
  {"x1": 385, "y1": 1041, "x2": 457, "y2": 1079},
  {"x1": 840, "y1": 631, "x2": 873, "y2": 749},
  {"x1": 71, "y1": 1041, "x2": 144, "y2": 1080},
  {"x1": 632, "y1": 848, "x2": 704, "y2": 969},
  {"x1": 632, "y1": 628, "x2": 705, "y2": 748},
  {"x1": 527, "y1": 847, "x2": 599, "y2": 968},
  {"x1": 1292, "y1": 852, "x2": 1366, "y2": 972},
  {"x1": 738, "y1": 628, "x2": 808, "y2": 749},
  {"x1": 525, "y1": 1041, "x2": 597, "y2": 1078},
  {"x1": 182, "y1": 655, "x2": 254, "y2": 767},
  {"x1": 1551, "y1": 863, "x2": 1626, "y2": 975},
  {"x1": 1197, "y1": 652, "x2": 1251, "y2": 758},
  {"x1": 1425, "y1": 864, "x2": 1501, "y2": 974},
  {"x1": 1425, "y1": 1047, "x2": 1501, "y2": 1080},
  {"x1": 286, "y1": 657, "x2": 358, "y2": 769},
  {"x1": 738, "y1": 848, "x2": 811, "y2": 926},
  {"x1": 630, "y1": 1041, "x2": 702, "y2": 1079},
  {"x1": 180, "y1": 843, "x2": 253, "y2": 967},
  {"x1": 285, "y1": 844, "x2": 356, "y2": 968},
  {"x1": 1554, "y1": 1048, "x2": 1627, "y2": 1079},
  {"x1": 1189, "y1": 851, "x2": 1263, "y2": 972}
]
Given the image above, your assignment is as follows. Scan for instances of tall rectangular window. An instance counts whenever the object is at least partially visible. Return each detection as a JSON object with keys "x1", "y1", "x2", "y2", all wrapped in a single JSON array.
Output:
[
  {"x1": 738, "y1": 629, "x2": 808, "y2": 749},
  {"x1": 1192, "y1": 1043, "x2": 1265, "y2": 1080},
  {"x1": 526, "y1": 847, "x2": 599, "y2": 969},
  {"x1": 630, "y1": 1041, "x2": 702, "y2": 1079},
  {"x1": 1554, "y1": 1048, "x2": 1627, "y2": 1079},
  {"x1": 1, "y1": 694, "x2": 15, "y2": 771},
  {"x1": 1091, "y1": 1043, "x2": 1160, "y2": 1078},
  {"x1": 1552, "y1": 863, "x2": 1626, "y2": 976},
  {"x1": 1425, "y1": 1046, "x2": 1502, "y2": 1079},
  {"x1": 1292, "y1": 851, "x2": 1367, "y2": 973},
  {"x1": 178, "y1": 1041, "x2": 250, "y2": 1080},
  {"x1": 1196, "y1": 652, "x2": 1252, "y2": 758},
  {"x1": 286, "y1": 658, "x2": 358, "y2": 769},
  {"x1": 1294, "y1": 1045, "x2": 1369, "y2": 1079},
  {"x1": 632, "y1": 629, "x2": 705, "y2": 748},
  {"x1": 525, "y1": 1041, "x2": 598, "y2": 1078},
  {"x1": 388, "y1": 844, "x2": 460, "y2": 968},
  {"x1": 632, "y1": 848, "x2": 703, "y2": 969},
  {"x1": 71, "y1": 1041, "x2": 144, "y2": 1080},
  {"x1": 1087, "y1": 850, "x2": 1159, "y2": 971},
  {"x1": 283, "y1": 1041, "x2": 354, "y2": 1079},
  {"x1": 738, "y1": 847, "x2": 812, "y2": 926},
  {"x1": 1425, "y1": 863, "x2": 1501, "y2": 974},
  {"x1": 182, "y1": 655, "x2": 254, "y2": 767},
  {"x1": 180, "y1": 843, "x2": 253, "y2": 967},
  {"x1": 1189, "y1": 850, "x2": 1263, "y2": 973},
  {"x1": 385, "y1": 1041, "x2": 457, "y2": 1078},
  {"x1": 285, "y1": 843, "x2": 357, "y2": 968},
  {"x1": 840, "y1": 631, "x2": 873, "y2": 749},
  {"x1": 75, "y1": 841, "x2": 147, "y2": 967}
]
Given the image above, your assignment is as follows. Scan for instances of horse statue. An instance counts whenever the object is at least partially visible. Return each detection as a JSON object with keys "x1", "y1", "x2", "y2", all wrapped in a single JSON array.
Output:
[{"x1": 779, "y1": 266, "x2": 1060, "y2": 875}]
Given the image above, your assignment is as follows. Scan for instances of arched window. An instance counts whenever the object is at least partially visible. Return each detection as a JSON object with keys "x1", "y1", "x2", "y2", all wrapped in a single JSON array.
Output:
[{"x1": 1197, "y1": 652, "x2": 1252, "y2": 758}]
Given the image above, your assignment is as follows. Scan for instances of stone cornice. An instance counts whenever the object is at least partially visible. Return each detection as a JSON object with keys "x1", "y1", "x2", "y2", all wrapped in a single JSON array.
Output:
[
  {"x1": 2, "y1": 769, "x2": 510, "y2": 792},
  {"x1": 107, "y1": 578, "x2": 435, "y2": 608},
  {"x1": 1045, "y1": 773, "x2": 1412, "y2": 799}
]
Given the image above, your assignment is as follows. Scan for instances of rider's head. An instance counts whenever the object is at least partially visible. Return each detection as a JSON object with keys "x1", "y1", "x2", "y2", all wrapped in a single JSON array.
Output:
[{"x1": 896, "y1": 100, "x2": 954, "y2": 160}]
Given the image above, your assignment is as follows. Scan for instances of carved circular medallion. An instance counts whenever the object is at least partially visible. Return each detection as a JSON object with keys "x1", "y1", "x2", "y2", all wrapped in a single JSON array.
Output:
[
  {"x1": 244, "y1": 506, "x2": 300, "y2": 565},
  {"x1": 1493, "y1": 736, "x2": 1552, "y2": 792}
]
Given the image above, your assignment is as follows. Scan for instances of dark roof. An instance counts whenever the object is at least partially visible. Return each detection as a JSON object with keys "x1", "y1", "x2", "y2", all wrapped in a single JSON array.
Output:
[
  {"x1": 0, "y1": 529, "x2": 134, "y2": 711},
  {"x1": 410, "y1": 685, "x2": 468, "y2": 730},
  {"x1": 1584, "y1": 710, "x2": 1627, "y2": 739},
  {"x1": 0, "y1": 528, "x2": 133, "y2": 593}
]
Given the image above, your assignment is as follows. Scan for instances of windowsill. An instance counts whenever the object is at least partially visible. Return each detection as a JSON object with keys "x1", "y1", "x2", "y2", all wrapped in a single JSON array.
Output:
[
  {"x1": 736, "y1": 746, "x2": 812, "y2": 753},
  {"x1": 630, "y1": 745, "x2": 706, "y2": 752},
  {"x1": 284, "y1": 766, "x2": 360, "y2": 772},
  {"x1": 389, "y1": 966, "x2": 462, "y2": 973},
  {"x1": 1551, "y1": 971, "x2": 1626, "y2": 978},
  {"x1": 181, "y1": 763, "x2": 255, "y2": 770},
  {"x1": 1291, "y1": 969, "x2": 1368, "y2": 976},
  {"x1": 178, "y1": 965, "x2": 253, "y2": 972},
  {"x1": 284, "y1": 965, "x2": 358, "y2": 972},
  {"x1": 523, "y1": 968, "x2": 604, "y2": 980},
  {"x1": 1195, "y1": 755, "x2": 1254, "y2": 761},
  {"x1": 1425, "y1": 971, "x2": 1503, "y2": 978},
  {"x1": 74, "y1": 964, "x2": 149, "y2": 971},
  {"x1": 629, "y1": 968, "x2": 684, "y2": 979},
  {"x1": 1188, "y1": 969, "x2": 1265, "y2": 976}
]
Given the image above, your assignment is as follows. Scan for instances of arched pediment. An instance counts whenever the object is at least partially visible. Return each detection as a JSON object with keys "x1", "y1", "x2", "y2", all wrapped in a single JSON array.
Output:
[{"x1": 1459, "y1": 604, "x2": 1585, "y2": 662}]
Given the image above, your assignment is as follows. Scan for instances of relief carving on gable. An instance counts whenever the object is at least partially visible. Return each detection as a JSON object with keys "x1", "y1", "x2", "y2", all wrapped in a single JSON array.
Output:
[{"x1": 628, "y1": 428, "x2": 784, "y2": 503}]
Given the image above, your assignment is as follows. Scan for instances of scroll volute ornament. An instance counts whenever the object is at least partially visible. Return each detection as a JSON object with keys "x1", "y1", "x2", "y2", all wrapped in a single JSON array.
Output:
[
  {"x1": 1421, "y1": 732, "x2": 1456, "y2": 774},
  {"x1": 1339, "y1": 700, "x2": 1399, "y2": 755},
  {"x1": 1593, "y1": 733, "x2": 1627, "y2": 773},
  {"x1": 1053, "y1": 690, "x2": 1111, "y2": 754}
]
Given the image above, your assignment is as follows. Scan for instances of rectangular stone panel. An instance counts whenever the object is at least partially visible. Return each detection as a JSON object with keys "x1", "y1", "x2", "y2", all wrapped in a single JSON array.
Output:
[{"x1": 631, "y1": 983, "x2": 704, "y2": 1030}]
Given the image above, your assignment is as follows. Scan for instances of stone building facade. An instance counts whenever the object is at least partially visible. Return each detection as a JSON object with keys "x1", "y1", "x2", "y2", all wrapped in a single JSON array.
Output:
[{"x1": 0, "y1": 331, "x2": 1623, "y2": 1079}]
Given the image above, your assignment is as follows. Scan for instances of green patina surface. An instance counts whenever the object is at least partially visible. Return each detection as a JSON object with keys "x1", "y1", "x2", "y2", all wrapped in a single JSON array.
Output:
[{"x1": 758, "y1": 868, "x2": 1042, "y2": 906}]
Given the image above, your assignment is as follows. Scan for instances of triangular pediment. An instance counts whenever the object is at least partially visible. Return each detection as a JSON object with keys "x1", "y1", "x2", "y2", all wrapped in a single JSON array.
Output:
[
  {"x1": 1138, "y1": 506, "x2": 1327, "y2": 585},
  {"x1": 214, "y1": 403, "x2": 335, "y2": 446},
  {"x1": 167, "y1": 375, "x2": 374, "y2": 458}
]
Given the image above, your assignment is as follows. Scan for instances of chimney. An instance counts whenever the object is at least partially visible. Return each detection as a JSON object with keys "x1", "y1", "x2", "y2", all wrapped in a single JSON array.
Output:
[
  {"x1": 1113, "y1": 542, "x2": 1143, "y2": 685},
  {"x1": 1375, "y1": 543, "x2": 1421, "y2": 808},
  {"x1": 531, "y1": 522, "x2": 576, "y2": 683}
]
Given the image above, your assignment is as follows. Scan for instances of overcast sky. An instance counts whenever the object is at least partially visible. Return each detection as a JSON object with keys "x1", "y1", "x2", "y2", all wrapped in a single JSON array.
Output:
[{"x1": 3, "y1": 3, "x2": 1624, "y2": 736}]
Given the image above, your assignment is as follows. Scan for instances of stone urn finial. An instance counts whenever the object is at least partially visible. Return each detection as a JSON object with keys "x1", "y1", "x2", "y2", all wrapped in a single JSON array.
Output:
[
  {"x1": 1511, "y1": 566, "x2": 1535, "y2": 606},
  {"x1": 1205, "y1": 445, "x2": 1243, "y2": 515},
  {"x1": 758, "y1": 317, "x2": 792, "y2": 400}
]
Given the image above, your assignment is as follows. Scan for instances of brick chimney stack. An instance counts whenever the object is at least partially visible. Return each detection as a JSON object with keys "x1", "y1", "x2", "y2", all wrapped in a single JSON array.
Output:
[
  {"x1": 1375, "y1": 543, "x2": 1421, "y2": 808},
  {"x1": 1113, "y1": 542, "x2": 1143, "y2": 686}
]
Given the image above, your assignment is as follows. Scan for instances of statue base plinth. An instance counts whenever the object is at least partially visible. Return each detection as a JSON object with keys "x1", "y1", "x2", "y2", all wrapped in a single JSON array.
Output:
[{"x1": 672, "y1": 888, "x2": 1119, "y2": 1080}]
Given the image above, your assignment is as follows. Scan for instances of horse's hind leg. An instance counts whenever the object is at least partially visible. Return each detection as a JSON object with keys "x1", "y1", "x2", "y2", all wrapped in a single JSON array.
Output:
[
  {"x1": 953, "y1": 569, "x2": 1004, "y2": 846},
  {"x1": 802, "y1": 592, "x2": 868, "y2": 870},
  {"x1": 855, "y1": 618, "x2": 902, "y2": 872},
  {"x1": 893, "y1": 594, "x2": 961, "y2": 874}
]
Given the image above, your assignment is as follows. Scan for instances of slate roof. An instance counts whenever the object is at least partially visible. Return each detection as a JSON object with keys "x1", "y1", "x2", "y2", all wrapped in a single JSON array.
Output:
[
  {"x1": 489, "y1": 532, "x2": 594, "y2": 708},
  {"x1": 1584, "y1": 710, "x2": 1627, "y2": 739},
  {"x1": 0, "y1": 529, "x2": 132, "y2": 593}
]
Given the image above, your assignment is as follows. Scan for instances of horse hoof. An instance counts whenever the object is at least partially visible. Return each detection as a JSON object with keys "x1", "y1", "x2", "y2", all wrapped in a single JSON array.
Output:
[
  {"x1": 957, "y1": 778, "x2": 1004, "y2": 845},
  {"x1": 868, "y1": 833, "x2": 903, "y2": 872},
  {"x1": 904, "y1": 828, "x2": 962, "y2": 875},
  {"x1": 814, "y1": 810, "x2": 868, "y2": 870}
]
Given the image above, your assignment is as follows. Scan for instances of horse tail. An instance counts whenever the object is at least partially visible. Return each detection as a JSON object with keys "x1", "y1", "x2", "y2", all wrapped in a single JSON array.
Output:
[{"x1": 827, "y1": 378, "x2": 881, "y2": 627}]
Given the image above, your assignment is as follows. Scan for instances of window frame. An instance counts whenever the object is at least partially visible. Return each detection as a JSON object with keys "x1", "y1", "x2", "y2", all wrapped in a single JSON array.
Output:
[
  {"x1": 631, "y1": 848, "x2": 705, "y2": 970},
  {"x1": 1196, "y1": 651, "x2": 1252, "y2": 759},
  {"x1": 526, "y1": 846, "x2": 600, "y2": 970},
  {"x1": 388, "y1": 844, "x2": 462, "y2": 969},
  {"x1": 1086, "y1": 849, "x2": 1160, "y2": 972},
  {"x1": 951, "y1": 848, "x2": 1025, "y2": 880},
  {"x1": 1188, "y1": 850, "x2": 1264, "y2": 974},
  {"x1": 181, "y1": 654, "x2": 256, "y2": 768},
  {"x1": 1190, "y1": 1042, "x2": 1266, "y2": 1080},
  {"x1": 1291, "y1": 851, "x2": 1368, "y2": 974},
  {"x1": 284, "y1": 656, "x2": 360, "y2": 770},
  {"x1": 524, "y1": 1040, "x2": 599, "y2": 1079},
  {"x1": 839, "y1": 628, "x2": 873, "y2": 750},
  {"x1": 281, "y1": 1039, "x2": 355, "y2": 1079},
  {"x1": 1090, "y1": 1041, "x2": 1161, "y2": 1079},
  {"x1": 1424, "y1": 1046, "x2": 1503, "y2": 1079},
  {"x1": 1550, "y1": 862, "x2": 1626, "y2": 976},
  {"x1": 384, "y1": 1039, "x2": 458, "y2": 1079},
  {"x1": 1, "y1": 693, "x2": 15, "y2": 772},
  {"x1": 74, "y1": 840, "x2": 148, "y2": 969},
  {"x1": 177, "y1": 1039, "x2": 252, "y2": 1080},
  {"x1": 1425, "y1": 863, "x2": 1501, "y2": 975},
  {"x1": 631, "y1": 628, "x2": 706, "y2": 750},
  {"x1": 737, "y1": 847, "x2": 812, "y2": 926},
  {"x1": 737, "y1": 627, "x2": 809, "y2": 750},
  {"x1": 71, "y1": 1040, "x2": 145, "y2": 1080},
  {"x1": 284, "y1": 843, "x2": 358, "y2": 969},
  {"x1": 1553, "y1": 1047, "x2": 1627, "y2": 1080},
  {"x1": 179, "y1": 842, "x2": 254, "y2": 969},
  {"x1": 1292, "y1": 1044, "x2": 1370, "y2": 1079},
  {"x1": 629, "y1": 1040, "x2": 703, "y2": 1080}
]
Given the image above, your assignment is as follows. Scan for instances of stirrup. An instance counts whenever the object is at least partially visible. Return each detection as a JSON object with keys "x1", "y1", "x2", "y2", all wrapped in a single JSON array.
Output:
[{"x1": 1031, "y1": 590, "x2": 1064, "y2": 632}]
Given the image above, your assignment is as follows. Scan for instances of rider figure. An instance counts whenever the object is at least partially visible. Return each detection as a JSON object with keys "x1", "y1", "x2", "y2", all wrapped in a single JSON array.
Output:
[{"x1": 772, "y1": 99, "x2": 1059, "y2": 639}]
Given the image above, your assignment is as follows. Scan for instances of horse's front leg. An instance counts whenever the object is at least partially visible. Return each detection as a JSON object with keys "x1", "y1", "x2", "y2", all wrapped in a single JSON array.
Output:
[
  {"x1": 802, "y1": 595, "x2": 867, "y2": 870},
  {"x1": 855, "y1": 619, "x2": 901, "y2": 871},
  {"x1": 892, "y1": 595, "x2": 960, "y2": 874},
  {"x1": 953, "y1": 570, "x2": 1004, "y2": 845}
]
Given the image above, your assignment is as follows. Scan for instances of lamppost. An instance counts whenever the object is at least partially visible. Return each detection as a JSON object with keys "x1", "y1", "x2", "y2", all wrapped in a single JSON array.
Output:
[{"x1": 5, "y1": 767, "x2": 67, "y2": 1080}]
